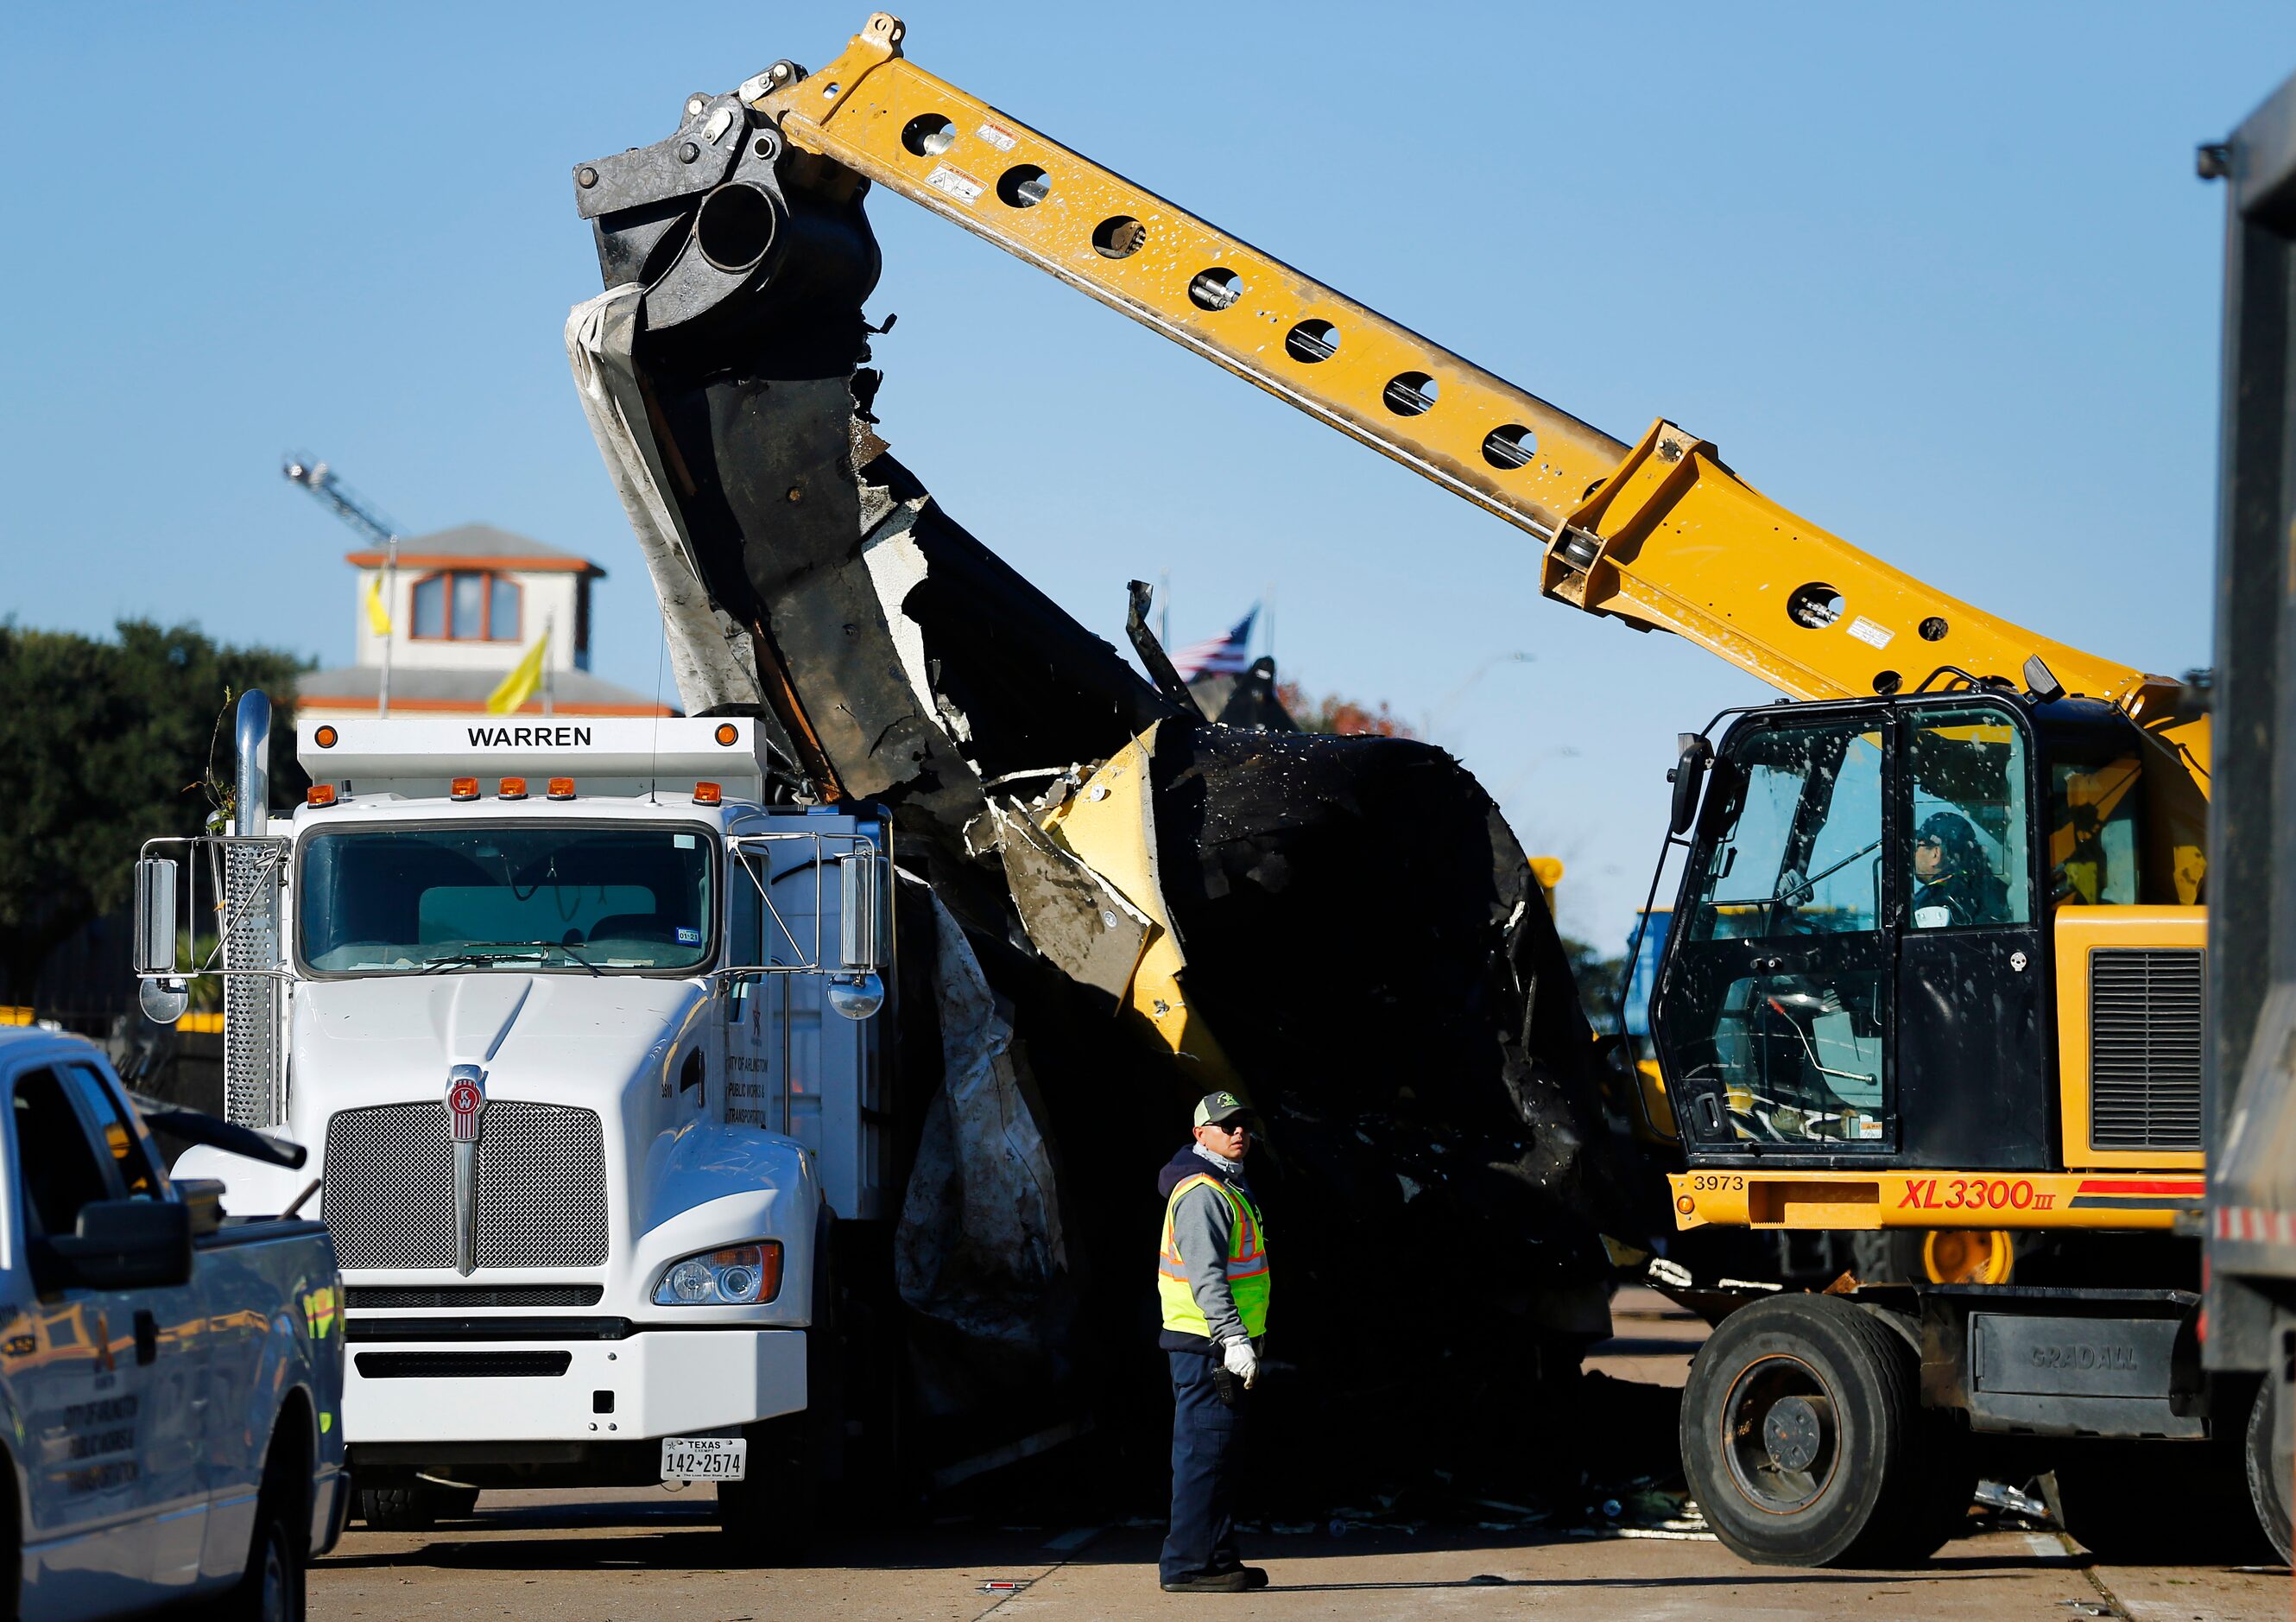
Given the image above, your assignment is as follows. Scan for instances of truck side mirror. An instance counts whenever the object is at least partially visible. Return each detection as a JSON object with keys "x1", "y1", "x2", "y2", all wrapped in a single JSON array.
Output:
[
  {"x1": 838, "y1": 849, "x2": 882, "y2": 973},
  {"x1": 36, "y1": 1198, "x2": 193, "y2": 1293},
  {"x1": 1668, "y1": 735, "x2": 1713, "y2": 835},
  {"x1": 829, "y1": 846, "x2": 887, "y2": 1022},
  {"x1": 133, "y1": 859, "x2": 179, "y2": 975},
  {"x1": 133, "y1": 859, "x2": 190, "y2": 1024}
]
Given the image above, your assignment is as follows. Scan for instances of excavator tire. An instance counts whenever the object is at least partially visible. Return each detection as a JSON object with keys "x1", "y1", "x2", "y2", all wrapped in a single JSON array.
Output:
[{"x1": 1681, "y1": 1293, "x2": 1929, "y2": 1567}]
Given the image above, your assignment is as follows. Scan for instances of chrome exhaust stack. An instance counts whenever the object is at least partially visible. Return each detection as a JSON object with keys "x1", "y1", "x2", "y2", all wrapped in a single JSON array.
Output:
[
  {"x1": 224, "y1": 689, "x2": 284, "y2": 1127},
  {"x1": 234, "y1": 688, "x2": 271, "y2": 838}
]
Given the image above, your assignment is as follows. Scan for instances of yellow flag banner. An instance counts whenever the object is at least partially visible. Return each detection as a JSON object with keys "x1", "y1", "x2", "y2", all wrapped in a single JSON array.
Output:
[
  {"x1": 364, "y1": 575, "x2": 392, "y2": 637},
  {"x1": 485, "y1": 631, "x2": 549, "y2": 715}
]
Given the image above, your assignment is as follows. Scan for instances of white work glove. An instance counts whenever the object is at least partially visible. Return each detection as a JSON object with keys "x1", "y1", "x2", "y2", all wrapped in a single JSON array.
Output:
[{"x1": 1221, "y1": 1336, "x2": 1259, "y2": 1389}]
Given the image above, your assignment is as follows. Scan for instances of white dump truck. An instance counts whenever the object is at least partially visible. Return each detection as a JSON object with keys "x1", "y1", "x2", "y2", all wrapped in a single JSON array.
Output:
[{"x1": 131, "y1": 691, "x2": 890, "y2": 1555}]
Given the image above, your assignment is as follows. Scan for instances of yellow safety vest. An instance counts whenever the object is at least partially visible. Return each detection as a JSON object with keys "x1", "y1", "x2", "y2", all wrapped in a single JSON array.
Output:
[{"x1": 1158, "y1": 1172, "x2": 1271, "y2": 1340}]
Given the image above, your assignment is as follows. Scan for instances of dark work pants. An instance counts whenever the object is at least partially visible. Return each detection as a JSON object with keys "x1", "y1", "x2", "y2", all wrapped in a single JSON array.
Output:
[{"x1": 1161, "y1": 1349, "x2": 1245, "y2": 1582}]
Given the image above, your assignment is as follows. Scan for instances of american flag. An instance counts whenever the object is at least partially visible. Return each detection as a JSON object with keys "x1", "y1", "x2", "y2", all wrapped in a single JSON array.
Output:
[{"x1": 1171, "y1": 606, "x2": 1257, "y2": 680}]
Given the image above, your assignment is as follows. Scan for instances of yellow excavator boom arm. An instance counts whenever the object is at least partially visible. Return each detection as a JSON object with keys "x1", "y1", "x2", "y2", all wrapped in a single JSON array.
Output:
[{"x1": 753, "y1": 15, "x2": 2208, "y2": 894}]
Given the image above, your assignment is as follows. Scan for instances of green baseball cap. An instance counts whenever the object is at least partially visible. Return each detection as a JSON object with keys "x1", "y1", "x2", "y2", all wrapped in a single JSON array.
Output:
[{"x1": 1193, "y1": 1091, "x2": 1255, "y2": 1129}]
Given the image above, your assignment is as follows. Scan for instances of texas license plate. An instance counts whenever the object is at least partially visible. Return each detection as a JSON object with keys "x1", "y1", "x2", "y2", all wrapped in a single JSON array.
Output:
[{"x1": 660, "y1": 1437, "x2": 748, "y2": 1481}]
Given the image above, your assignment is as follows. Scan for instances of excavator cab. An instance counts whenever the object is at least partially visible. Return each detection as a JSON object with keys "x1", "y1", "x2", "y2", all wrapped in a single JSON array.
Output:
[{"x1": 1654, "y1": 690, "x2": 2148, "y2": 1173}]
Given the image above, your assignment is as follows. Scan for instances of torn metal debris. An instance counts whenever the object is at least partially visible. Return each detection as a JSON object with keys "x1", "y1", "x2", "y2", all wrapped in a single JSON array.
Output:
[{"x1": 567, "y1": 74, "x2": 1648, "y2": 1485}]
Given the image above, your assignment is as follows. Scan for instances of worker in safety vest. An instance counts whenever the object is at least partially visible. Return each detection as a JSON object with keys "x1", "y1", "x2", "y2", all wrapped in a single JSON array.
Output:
[{"x1": 1154, "y1": 1090, "x2": 1272, "y2": 1593}]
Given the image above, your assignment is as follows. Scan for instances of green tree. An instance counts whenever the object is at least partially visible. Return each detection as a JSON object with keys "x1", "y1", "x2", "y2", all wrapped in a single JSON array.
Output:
[
  {"x1": 0, "y1": 620, "x2": 307, "y2": 1003},
  {"x1": 1559, "y1": 934, "x2": 1631, "y2": 1031}
]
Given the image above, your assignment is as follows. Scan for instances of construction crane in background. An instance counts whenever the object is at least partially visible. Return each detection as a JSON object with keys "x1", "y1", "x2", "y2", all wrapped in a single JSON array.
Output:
[{"x1": 282, "y1": 456, "x2": 403, "y2": 717}]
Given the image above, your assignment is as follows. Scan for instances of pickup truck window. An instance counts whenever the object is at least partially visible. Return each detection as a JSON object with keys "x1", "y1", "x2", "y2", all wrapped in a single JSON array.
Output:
[
  {"x1": 298, "y1": 822, "x2": 715, "y2": 976},
  {"x1": 61, "y1": 1063, "x2": 161, "y2": 1198},
  {"x1": 13, "y1": 1068, "x2": 117, "y2": 1239}
]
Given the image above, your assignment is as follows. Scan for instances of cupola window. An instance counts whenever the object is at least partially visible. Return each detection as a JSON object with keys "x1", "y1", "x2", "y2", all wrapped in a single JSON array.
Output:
[{"x1": 410, "y1": 572, "x2": 523, "y2": 641}]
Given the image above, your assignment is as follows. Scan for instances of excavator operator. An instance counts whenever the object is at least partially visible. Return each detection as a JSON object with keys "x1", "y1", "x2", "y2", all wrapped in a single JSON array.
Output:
[{"x1": 1910, "y1": 811, "x2": 2010, "y2": 928}]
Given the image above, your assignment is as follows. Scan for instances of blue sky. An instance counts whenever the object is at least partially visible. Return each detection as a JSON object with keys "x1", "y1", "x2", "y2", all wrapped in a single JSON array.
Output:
[{"x1": 4, "y1": 3, "x2": 2291, "y2": 944}]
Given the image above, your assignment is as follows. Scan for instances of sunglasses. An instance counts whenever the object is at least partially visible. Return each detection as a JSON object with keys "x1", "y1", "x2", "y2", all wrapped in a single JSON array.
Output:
[{"x1": 1204, "y1": 1120, "x2": 1253, "y2": 1136}]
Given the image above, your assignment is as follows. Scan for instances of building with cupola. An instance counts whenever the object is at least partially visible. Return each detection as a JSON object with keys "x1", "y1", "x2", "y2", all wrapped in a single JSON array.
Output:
[{"x1": 296, "y1": 523, "x2": 674, "y2": 716}]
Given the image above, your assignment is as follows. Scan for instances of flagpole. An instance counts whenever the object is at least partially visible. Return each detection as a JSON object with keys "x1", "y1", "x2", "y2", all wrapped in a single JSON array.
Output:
[
  {"x1": 379, "y1": 535, "x2": 397, "y2": 719},
  {"x1": 542, "y1": 614, "x2": 555, "y2": 717}
]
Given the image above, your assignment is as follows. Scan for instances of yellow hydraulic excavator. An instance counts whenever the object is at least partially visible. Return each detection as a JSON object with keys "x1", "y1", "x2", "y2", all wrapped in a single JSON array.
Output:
[{"x1": 647, "y1": 16, "x2": 2261, "y2": 1566}]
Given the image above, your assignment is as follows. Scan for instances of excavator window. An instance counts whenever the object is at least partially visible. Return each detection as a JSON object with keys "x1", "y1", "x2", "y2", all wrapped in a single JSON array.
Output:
[
  {"x1": 1686, "y1": 723, "x2": 1885, "y2": 941},
  {"x1": 2048, "y1": 755, "x2": 2141, "y2": 905},
  {"x1": 1665, "y1": 715, "x2": 1890, "y2": 1147},
  {"x1": 1904, "y1": 709, "x2": 2030, "y2": 928}
]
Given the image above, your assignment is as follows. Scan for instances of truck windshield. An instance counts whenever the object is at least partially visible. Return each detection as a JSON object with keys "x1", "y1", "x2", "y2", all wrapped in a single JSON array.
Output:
[{"x1": 298, "y1": 824, "x2": 714, "y2": 975}]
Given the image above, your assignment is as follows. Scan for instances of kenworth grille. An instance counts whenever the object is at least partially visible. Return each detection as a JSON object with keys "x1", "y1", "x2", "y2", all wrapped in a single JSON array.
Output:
[{"x1": 324, "y1": 1102, "x2": 609, "y2": 1269}]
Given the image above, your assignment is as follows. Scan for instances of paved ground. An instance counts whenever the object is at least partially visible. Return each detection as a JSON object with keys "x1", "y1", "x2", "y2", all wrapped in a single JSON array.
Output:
[
  {"x1": 311, "y1": 1496, "x2": 2291, "y2": 1621},
  {"x1": 313, "y1": 1292, "x2": 2291, "y2": 1619},
  {"x1": 1589, "y1": 1285, "x2": 1707, "y2": 1388}
]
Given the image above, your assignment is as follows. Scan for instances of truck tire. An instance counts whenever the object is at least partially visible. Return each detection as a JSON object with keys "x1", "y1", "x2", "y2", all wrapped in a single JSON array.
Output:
[
  {"x1": 356, "y1": 1484, "x2": 454, "y2": 1531},
  {"x1": 424, "y1": 1485, "x2": 481, "y2": 1520},
  {"x1": 718, "y1": 1226, "x2": 836, "y2": 1565},
  {"x1": 1680, "y1": 1293, "x2": 1928, "y2": 1567},
  {"x1": 2055, "y1": 1436, "x2": 2264, "y2": 1563},
  {"x1": 717, "y1": 1417, "x2": 818, "y2": 1565},
  {"x1": 212, "y1": 1439, "x2": 307, "y2": 1622},
  {"x1": 2244, "y1": 1379, "x2": 2293, "y2": 1565},
  {"x1": 1850, "y1": 1229, "x2": 2014, "y2": 1286}
]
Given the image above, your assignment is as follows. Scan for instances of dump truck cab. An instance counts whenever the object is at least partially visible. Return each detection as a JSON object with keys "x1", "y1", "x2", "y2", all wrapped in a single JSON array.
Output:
[{"x1": 133, "y1": 699, "x2": 889, "y2": 1549}]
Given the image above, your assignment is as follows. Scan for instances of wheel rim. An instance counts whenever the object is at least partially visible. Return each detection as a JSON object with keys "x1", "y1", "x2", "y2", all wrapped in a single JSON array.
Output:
[
  {"x1": 1720, "y1": 1353, "x2": 1841, "y2": 1515},
  {"x1": 1923, "y1": 1228, "x2": 2013, "y2": 1284},
  {"x1": 258, "y1": 1526, "x2": 290, "y2": 1622}
]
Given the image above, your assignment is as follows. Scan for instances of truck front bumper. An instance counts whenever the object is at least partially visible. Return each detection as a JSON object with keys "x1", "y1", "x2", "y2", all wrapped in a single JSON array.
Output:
[{"x1": 343, "y1": 1328, "x2": 807, "y2": 1442}]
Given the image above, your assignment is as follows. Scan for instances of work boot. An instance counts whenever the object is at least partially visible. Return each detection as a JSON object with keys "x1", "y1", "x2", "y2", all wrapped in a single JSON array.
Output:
[{"x1": 1160, "y1": 1568, "x2": 1256, "y2": 1593}]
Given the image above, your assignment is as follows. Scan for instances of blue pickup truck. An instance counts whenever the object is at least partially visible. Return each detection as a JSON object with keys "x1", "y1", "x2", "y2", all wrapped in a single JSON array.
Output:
[{"x1": 0, "y1": 1029, "x2": 346, "y2": 1619}]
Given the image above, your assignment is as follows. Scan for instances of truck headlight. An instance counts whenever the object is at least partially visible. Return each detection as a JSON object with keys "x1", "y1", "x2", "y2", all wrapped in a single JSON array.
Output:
[{"x1": 652, "y1": 1242, "x2": 782, "y2": 1306}]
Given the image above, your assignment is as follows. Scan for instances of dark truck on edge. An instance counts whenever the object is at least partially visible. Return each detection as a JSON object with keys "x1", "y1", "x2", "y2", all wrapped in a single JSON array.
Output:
[{"x1": 0, "y1": 1028, "x2": 346, "y2": 1619}]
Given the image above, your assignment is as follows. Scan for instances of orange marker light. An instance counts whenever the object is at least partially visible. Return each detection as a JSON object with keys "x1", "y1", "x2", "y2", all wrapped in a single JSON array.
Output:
[
  {"x1": 450, "y1": 777, "x2": 479, "y2": 801},
  {"x1": 713, "y1": 722, "x2": 739, "y2": 746},
  {"x1": 547, "y1": 777, "x2": 576, "y2": 801},
  {"x1": 498, "y1": 777, "x2": 528, "y2": 801},
  {"x1": 1675, "y1": 1194, "x2": 1696, "y2": 1215},
  {"x1": 693, "y1": 781, "x2": 723, "y2": 806},
  {"x1": 314, "y1": 725, "x2": 339, "y2": 749},
  {"x1": 307, "y1": 784, "x2": 338, "y2": 808}
]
